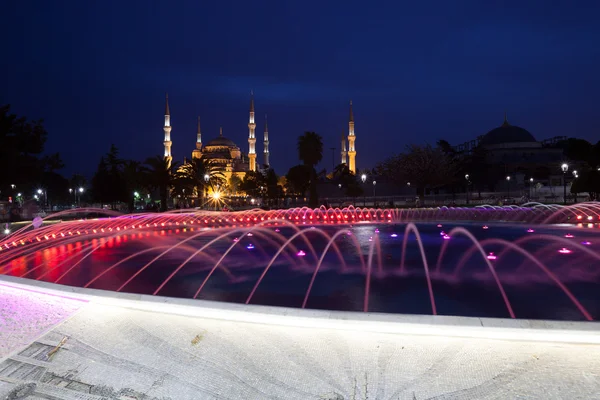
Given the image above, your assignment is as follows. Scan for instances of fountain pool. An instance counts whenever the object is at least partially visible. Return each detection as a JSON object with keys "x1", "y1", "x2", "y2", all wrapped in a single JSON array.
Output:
[{"x1": 1, "y1": 204, "x2": 599, "y2": 322}]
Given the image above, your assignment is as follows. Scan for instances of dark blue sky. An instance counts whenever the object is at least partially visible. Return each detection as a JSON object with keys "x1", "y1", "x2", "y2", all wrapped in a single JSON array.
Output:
[{"x1": 2, "y1": 1, "x2": 600, "y2": 178}]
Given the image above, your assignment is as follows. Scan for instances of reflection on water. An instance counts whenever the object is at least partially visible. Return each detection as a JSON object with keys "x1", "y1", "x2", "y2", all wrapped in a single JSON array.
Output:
[{"x1": 1, "y1": 222, "x2": 599, "y2": 321}]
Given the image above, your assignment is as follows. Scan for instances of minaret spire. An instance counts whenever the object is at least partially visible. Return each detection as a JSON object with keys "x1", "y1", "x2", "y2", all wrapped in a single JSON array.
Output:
[
  {"x1": 340, "y1": 130, "x2": 347, "y2": 166},
  {"x1": 196, "y1": 116, "x2": 202, "y2": 149},
  {"x1": 263, "y1": 114, "x2": 270, "y2": 168},
  {"x1": 163, "y1": 93, "x2": 172, "y2": 168},
  {"x1": 347, "y1": 100, "x2": 356, "y2": 174},
  {"x1": 503, "y1": 111, "x2": 510, "y2": 126},
  {"x1": 220, "y1": 126, "x2": 223, "y2": 136},
  {"x1": 248, "y1": 91, "x2": 257, "y2": 171},
  {"x1": 191, "y1": 115, "x2": 202, "y2": 160}
]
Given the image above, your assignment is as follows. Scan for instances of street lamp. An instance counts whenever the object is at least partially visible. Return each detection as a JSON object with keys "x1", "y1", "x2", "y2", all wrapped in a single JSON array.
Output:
[
  {"x1": 372, "y1": 180, "x2": 377, "y2": 205},
  {"x1": 69, "y1": 188, "x2": 76, "y2": 206},
  {"x1": 465, "y1": 174, "x2": 470, "y2": 205},
  {"x1": 561, "y1": 163, "x2": 568, "y2": 204},
  {"x1": 529, "y1": 178, "x2": 534, "y2": 199},
  {"x1": 506, "y1": 176, "x2": 511, "y2": 200},
  {"x1": 361, "y1": 174, "x2": 367, "y2": 207}
]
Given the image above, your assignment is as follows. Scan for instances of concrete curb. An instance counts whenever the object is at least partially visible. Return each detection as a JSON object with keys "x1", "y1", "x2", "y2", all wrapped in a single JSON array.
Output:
[{"x1": 1, "y1": 274, "x2": 598, "y2": 345}]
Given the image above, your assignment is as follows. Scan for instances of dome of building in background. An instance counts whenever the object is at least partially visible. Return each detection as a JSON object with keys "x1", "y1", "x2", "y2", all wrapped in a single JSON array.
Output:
[
  {"x1": 480, "y1": 114, "x2": 537, "y2": 147},
  {"x1": 204, "y1": 136, "x2": 237, "y2": 148}
]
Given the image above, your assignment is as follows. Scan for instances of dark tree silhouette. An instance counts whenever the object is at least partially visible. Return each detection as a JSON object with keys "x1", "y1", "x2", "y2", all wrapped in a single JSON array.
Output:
[
  {"x1": 143, "y1": 156, "x2": 177, "y2": 212},
  {"x1": 297, "y1": 131, "x2": 323, "y2": 207}
]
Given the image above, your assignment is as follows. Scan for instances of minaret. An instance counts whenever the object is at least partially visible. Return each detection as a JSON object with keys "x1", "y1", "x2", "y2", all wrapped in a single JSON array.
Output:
[
  {"x1": 163, "y1": 93, "x2": 172, "y2": 168},
  {"x1": 347, "y1": 100, "x2": 356, "y2": 173},
  {"x1": 340, "y1": 130, "x2": 347, "y2": 166},
  {"x1": 191, "y1": 116, "x2": 202, "y2": 159},
  {"x1": 263, "y1": 114, "x2": 270, "y2": 168},
  {"x1": 248, "y1": 91, "x2": 257, "y2": 171}
]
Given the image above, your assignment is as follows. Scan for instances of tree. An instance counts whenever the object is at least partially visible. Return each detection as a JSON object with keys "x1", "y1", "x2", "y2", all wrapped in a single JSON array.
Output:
[
  {"x1": 174, "y1": 158, "x2": 225, "y2": 205},
  {"x1": 297, "y1": 131, "x2": 324, "y2": 207},
  {"x1": 239, "y1": 171, "x2": 265, "y2": 198},
  {"x1": 90, "y1": 145, "x2": 128, "y2": 206},
  {"x1": 229, "y1": 175, "x2": 242, "y2": 196},
  {"x1": 377, "y1": 144, "x2": 457, "y2": 203},
  {"x1": 0, "y1": 105, "x2": 67, "y2": 198},
  {"x1": 123, "y1": 160, "x2": 144, "y2": 211},
  {"x1": 285, "y1": 165, "x2": 311, "y2": 196},
  {"x1": 143, "y1": 156, "x2": 177, "y2": 212},
  {"x1": 332, "y1": 163, "x2": 363, "y2": 197}
]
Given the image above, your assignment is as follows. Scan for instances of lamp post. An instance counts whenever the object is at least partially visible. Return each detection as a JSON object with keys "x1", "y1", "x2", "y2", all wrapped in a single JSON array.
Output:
[
  {"x1": 561, "y1": 163, "x2": 568, "y2": 204},
  {"x1": 465, "y1": 174, "x2": 470, "y2": 205},
  {"x1": 506, "y1": 176, "x2": 511, "y2": 200},
  {"x1": 372, "y1": 180, "x2": 376, "y2": 206},
  {"x1": 78, "y1": 187, "x2": 84, "y2": 206},
  {"x1": 529, "y1": 178, "x2": 534, "y2": 200},
  {"x1": 204, "y1": 174, "x2": 210, "y2": 209},
  {"x1": 37, "y1": 189, "x2": 46, "y2": 209},
  {"x1": 69, "y1": 188, "x2": 74, "y2": 206},
  {"x1": 361, "y1": 174, "x2": 367, "y2": 207}
]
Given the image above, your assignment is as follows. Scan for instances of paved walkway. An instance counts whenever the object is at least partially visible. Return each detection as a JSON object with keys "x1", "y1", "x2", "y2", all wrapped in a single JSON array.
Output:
[{"x1": 0, "y1": 286, "x2": 599, "y2": 399}]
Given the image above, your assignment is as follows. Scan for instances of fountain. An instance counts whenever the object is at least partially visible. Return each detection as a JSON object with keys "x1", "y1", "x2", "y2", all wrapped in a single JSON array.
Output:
[{"x1": 1, "y1": 203, "x2": 600, "y2": 321}]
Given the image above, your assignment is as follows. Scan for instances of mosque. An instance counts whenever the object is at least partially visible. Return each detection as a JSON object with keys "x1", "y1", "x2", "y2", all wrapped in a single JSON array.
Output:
[
  {"x1": 162, "y1": 92, "x2": 264, "y2": 184},
  {"x1": 452, "y1": 113, "x2": 566, "y2": 190},
  {"x1": 162, "y1": 93, "x2": 359, "y2": 195}
]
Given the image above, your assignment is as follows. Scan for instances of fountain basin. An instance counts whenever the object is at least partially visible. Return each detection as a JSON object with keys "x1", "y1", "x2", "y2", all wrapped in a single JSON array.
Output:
[{"x1": 1, "y1": 274, "x2": 599, "y2": 345}]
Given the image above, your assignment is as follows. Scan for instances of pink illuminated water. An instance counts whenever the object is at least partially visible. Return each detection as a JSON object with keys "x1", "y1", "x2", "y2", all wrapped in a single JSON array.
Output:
[{"x1": 1, "y1": 203, "x2": 600, "y2": 321}]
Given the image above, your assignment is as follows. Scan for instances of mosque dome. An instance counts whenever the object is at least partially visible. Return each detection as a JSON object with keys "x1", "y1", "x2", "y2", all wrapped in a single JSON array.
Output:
[
  {"x1": 480, "y1": 115, "x2": 536, "y2": 147},
  {"x1": 204, "y1": 136, "x2": 237, "y2": 148}
]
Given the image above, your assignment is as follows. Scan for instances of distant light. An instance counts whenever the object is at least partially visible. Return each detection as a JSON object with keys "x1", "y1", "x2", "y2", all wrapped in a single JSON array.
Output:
[
  {"x1": 482, "y1": 225, "x2": 488, "y2": 230},
  {"x1": 558, "y1": 248, "x2": 572, "y2": 254},
  {"x1": 527, "y1": 229, "x2": 535, "y2": 233},
  {"x1": 213, "y1": 191, "x2": 221, "y2": 200},
  {"x1": 588, "y1": 216, "x2": 593, "y2": 221},
  {"x1": 79, "y1": 187, "x2": 84, "y2": 193},
  {"x1": 440, "y1": 231, "x2": 446, "y2": 236},
  {"x1": 390, "y1": 233, "x2": 398, "y2": 238},
  {"x1": 375, "y1": 228, "x2": 380, "y2": 233},
  {"x1": 37, "y1": 189, "x2": 42, "y2": 194},
  {"x1": 347, "y1": 231, "x2": 352, "y2": 236},
  {"x1": 246, "y1": 244, "x2": 254, "y2": 250},
  {"x1": 296, "y1": 250, "x2": 306, "y2": 257},
  {"x1": 581, "y1": 241, "x2": 591, "y2": 245},
  {"x1": 577, "y1": 215, "x2": 583, "y2": 220},
  {"x1": 274, "y1": 229, "x2": 280, "y2": 232},
  {"x1": 233, "y1": 237, "x2": 239, "y2": 242},
  {"x1": 247, "y1": 233, "x2": 253, "y2": 237},
  {"x1": 368, "y1": 237, "x2": 373, "y2": 242},
  {"x1": 487, "y1": 252, "x2": 497, "y2": 260},
  {"x1": 3, "y1": 229, "x2": 9, "y2": 235},
  {"x1": 565, "y1": 234, "x2": 574, "y2": 238},
  {"x1": 436, "y1": 224, "x2": 442, "y2": 228},
  {"x1": 443, "y1": 234, "x2": 451, "y2": 240}
]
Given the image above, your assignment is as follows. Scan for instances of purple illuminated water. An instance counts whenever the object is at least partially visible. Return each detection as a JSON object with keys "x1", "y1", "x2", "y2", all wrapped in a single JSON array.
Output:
[{"x1": 1, "y1": 204, "x2": 600, "y2": 321}]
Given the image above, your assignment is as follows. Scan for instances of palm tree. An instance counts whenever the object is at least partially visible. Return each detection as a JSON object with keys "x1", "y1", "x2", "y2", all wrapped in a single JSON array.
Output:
[
  {"x1": 175, "y1": 158, "x2": 225, "y2": 207},
  {"x1": 297, "y1": 131, "x2": 323, "y2": 207},
  {"x1": 143, "y1": 156, "x2": 177, "y2": 212}
]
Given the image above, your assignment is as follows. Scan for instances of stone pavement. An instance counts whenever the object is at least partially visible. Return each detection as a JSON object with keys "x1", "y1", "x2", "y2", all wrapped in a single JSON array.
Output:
[{"x1": 0, "y1": 286, "x2": 599, "y2": 399}]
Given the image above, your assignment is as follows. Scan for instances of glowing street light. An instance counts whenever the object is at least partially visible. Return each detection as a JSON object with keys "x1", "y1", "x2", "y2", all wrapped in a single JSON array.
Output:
[
  {"x1": 361, "y1": 174, "x2": 367, "y2": 207},
  {"x1": 465, "y1": 174, "x2": 470, "y2": 205},
  {"x1": 561, "y1": 163, "x2": 569, "y2": 204},
  {"x1": 506, "y1": 176, "x2": 511, "y2": 200}
]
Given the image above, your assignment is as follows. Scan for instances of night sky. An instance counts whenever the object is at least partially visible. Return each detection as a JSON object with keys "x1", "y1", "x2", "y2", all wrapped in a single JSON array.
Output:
[{"x1": 2, "y1": 1, "x2": 600, "y2": 178}]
